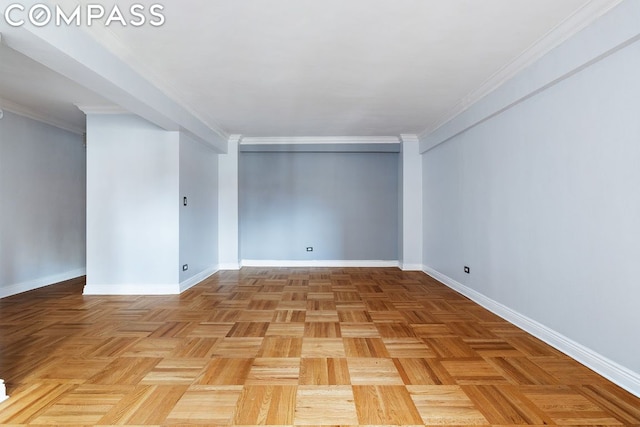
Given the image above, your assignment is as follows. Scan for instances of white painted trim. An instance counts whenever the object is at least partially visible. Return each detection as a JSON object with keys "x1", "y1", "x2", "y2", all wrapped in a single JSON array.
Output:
[
  {"x1": 0, "y1": 379, "x2": 8, "y2": 403},
  {"x1": 0, "y1": 97, "x2": 85, "y2": 135},
  {"x1": 400, "y1": 263, "x2": 424, "y2": 272},
  {"x1": 422, "y1": 265, "x2": 640, "y2": 398},
  {"x1": 83, "y1": 283, "x2": 179, "y2": 296},
  {"x1": 75, "y1": 104, "x2": 129, "y2": 115},
  {"x1": 180, "y1": 266, "x2": 218, "y2": 293},
  {"x1": 419, "y1": 0, "x2": 624, "y2": 138},
  {"x1": 241, "y1": 136, "x2": 400, "y2": 145},
  {"x1": 242, "y1": 260, "x2": 400, "y2": 268},
  {"x1": 219, "y1": 263, "x2": 241, "y2": 271},
  {"x1": 399, "y1": 134, "x2": 420, "y2": 144},
  {"x1": 0, "y1": 268, "x2": 86, "y2": 299}
]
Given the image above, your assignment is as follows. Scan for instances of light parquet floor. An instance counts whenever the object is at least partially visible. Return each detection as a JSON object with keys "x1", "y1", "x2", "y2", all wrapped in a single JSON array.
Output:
[{"x1": 0, "y1": 268, "x2": 639, "y2": 426}]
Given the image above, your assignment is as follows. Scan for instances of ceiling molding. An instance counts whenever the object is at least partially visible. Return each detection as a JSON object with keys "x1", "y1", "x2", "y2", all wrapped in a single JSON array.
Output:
[
  {"x1": 241, "y1": 136, "x2": 400, "y2": 145},
  {"x1": 419, "y1": 0, "x2": 624, "y2": 138},
  {"x1": 399, "y1": 134, "x2": 419, "y2": 144},
  {"x1": 75, "y1": 104, "x2": 129, "y2": 115},
  {"x1": 0, "y1": 97, "x2": 85, "y2": 135},
  {"x1": 228, "y1": 134, "x2": 243, "y2": 144},
  {"x1": 418, "y1": 0, "x2": 639, "y2": 154}
]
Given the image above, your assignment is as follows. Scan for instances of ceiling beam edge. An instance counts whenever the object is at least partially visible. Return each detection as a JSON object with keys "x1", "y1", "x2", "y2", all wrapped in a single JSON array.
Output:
[{"x1": 0, "y1": 21, "x2": 228, "y2": 153}]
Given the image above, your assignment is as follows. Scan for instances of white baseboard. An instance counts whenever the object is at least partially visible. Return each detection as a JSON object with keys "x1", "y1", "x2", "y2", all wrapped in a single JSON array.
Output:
[
  {"x1": 400, "y1": 263, "x2": 424, "y2": 271},
  {"x1": 0, "y1": 379, "x2": 7, "y2": 403},
  {"x1": 241, "y1": 260, "x2": 400, "y2": 268},
  {"x1": 180, "y1": 266, "x2": 219, "y2": 292},
  {"x1": 0, "y1": 268, "x2": 86, "y2": 299},
  {"x1": 218, "y1": 263, "x2": 241, "y2": 270},
  {"x1": 422, "y1": 265, "x2": 640, "y2": 398},
  {"x1": 83, "y1": 282, "x2": 179, "y2": 295}
]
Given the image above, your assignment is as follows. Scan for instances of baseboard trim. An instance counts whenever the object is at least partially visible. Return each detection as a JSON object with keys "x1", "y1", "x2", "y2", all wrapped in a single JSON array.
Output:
[
  {"x1": 83, "y1": 283, "x2": 179, "y2": 295},
  {"x1": 218, "y1": 263, "x2": 241, "y2": 271},
  {"x1": 0, "y1": 379, "x2": 7, "y2": 402},
  {"x1": 422, "y1": 265, "x2": 640, "y2": 398},
  {"x1": 180, "y1": 266, "x2": 219, "y2": 292},
  {"x1": 241, "y1": 260, "x2": 400, "y2": 268},
  {"x1": 400, "y1": 263, "x2": 424, "y2": 271},
  {"x1": 1, "y1": 268, "x2": 86, "y2": 299}
]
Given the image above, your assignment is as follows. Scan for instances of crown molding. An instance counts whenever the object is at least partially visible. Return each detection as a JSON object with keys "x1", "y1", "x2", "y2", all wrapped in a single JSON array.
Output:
[
  {"x1": 240, "y1": 136, "x2": 400, "y2": 145},
  {"x1": 420, "y1": 0, "x2": 624, "y2": 138},
  {"x1": 0, "y1": 97, "x2": 85, "y2": 135},
  {"x1": 399, "y1": 134, "x2": 419, "y2": 144},
  {"x1": 228, "y1": 134, "x2": 243, "y2": 143},
  {"x1": 75, "y1": 104, "x2": 129, "y2": 115}
]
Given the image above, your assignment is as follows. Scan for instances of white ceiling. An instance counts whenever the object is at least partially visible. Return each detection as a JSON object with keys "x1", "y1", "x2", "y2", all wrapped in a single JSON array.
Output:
[{"x1": 0, "y1": 0, "x2": 616, "y2": 138}]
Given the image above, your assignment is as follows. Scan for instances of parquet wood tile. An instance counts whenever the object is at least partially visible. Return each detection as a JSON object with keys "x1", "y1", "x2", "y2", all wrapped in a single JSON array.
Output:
[
  {"x1": 383, "y1": 337, "x2": 436, "y2": 358},
  {"x1": 343, "y1": 338, "x2": 389, "y2": 357},
  {"x1": 303, "y1": 322, "x2": 341, "y2": 338},
  {"x1": 194, "y1": 358, "x2": 254, "y2": 385},
  {"x1": 140, "y1": 359, "x2": 207, "y2": 384},
  {"x1": 87, "y1": 357, "x2": 161, "y2": 385},
  {"x1": 300, "y1": 338, "x2": 346, "y2": 358},
  {"x1": 294, "y1": 386, "x2": 358, "y2": 425},
  {"x1": 98, "y1": 384, "x2": 188, "y2": 424},
  {"x1": 394, "y1": 358, "x2": 456, "y2": 385},
  {"x1": 232, "y1": 385, "x2": 297, "y2": 425},
  {"x1": 258, "y1": 337, "x2": 303, "y2": 357},
  {"x1": 210, "y1": 337, "x2": 264, "y2": 357},
  {"x1": 1, "y1": 267, "x2": 639, "y2": 426},
  {"x1": 520, "y1": 385, "x2": 624, "y2": 426},
  {"x1": 407, "y1": 385, "x2": 488, "y2": 425},
  {"x1": 347, "y1": 358, "x2": 404, "y2": 385},
  {"x1": 339, "y1": 322, "x2": 381, "y2": 337},
  {"x1": 440, "y1": 358, "x2": 511, "y2": 385},
  {"x1": 265, "y1": 322, "x2": 305, "y2": 337},
  {"x1": 462, "y1": 384, "x2": 555, "y2": 425},
  {"x1": 246, "y1": 358, "x2": 300, "y2": 385},
  {"x1": 352, "y1": 385, "x2": 423, "y2": 424},
  {"x1": 299, "y1": 358, "x2": 351, "y2": 385},
  {"x1": 165, "y1": 385, "x2": 242, "y2": 425}
]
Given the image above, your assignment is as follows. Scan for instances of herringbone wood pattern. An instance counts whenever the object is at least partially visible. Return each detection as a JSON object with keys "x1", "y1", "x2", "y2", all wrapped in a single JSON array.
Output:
[{"x1": 0, "y1": 268, "x2": 639, "y2": 426}]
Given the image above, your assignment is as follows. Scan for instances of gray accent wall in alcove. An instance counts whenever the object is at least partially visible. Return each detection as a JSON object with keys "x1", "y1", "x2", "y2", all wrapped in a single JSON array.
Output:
[{"x1": 240, "y1": 150, "x2": 398, "y2": 261}]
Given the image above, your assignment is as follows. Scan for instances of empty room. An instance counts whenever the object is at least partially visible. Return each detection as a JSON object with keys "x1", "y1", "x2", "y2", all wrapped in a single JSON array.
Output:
[{"x1": 0, "y1": 0, "x2": 639, "y2": 425}]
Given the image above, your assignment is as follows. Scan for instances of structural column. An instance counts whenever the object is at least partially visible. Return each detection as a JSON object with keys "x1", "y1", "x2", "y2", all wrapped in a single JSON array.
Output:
[
  {"x1": 84, "y1": 113, "x2": 182, "y2": 294},
  {"x1": 218, "y1": 135, "x2": 241, "y2": 269},
  {"x1": 399, "y1": 134, "x2": 423, "y2": 270}
]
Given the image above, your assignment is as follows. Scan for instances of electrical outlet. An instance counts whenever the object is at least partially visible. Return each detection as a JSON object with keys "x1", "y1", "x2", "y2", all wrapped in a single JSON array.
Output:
[
  {"x1": 183, "y1": 197, "x2": 188, "y2": 206},
  {"x1": 464, "y1": 266, "x2": 470, "y2": 274},
  {"x1": 182, "y1": 264, "x2": 189, "y2": 271},
  {"x1": 306, "y1": 247, "x2": 314, "y2": 252}
]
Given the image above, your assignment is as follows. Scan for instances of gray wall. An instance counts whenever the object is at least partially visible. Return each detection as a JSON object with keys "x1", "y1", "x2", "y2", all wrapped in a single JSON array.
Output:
[
  {"x1": 422, "y1": 18, "x2": 640, "y2": 377},
  {"x1": 179, "y1": 133, "x2": 219, "y2": 284},
  {"x1": 240, "y1": 151, "x2": 398, "y2": 260},
  {"x1": 0, "y1": 111, "x2": 86, "y2": 297}
]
